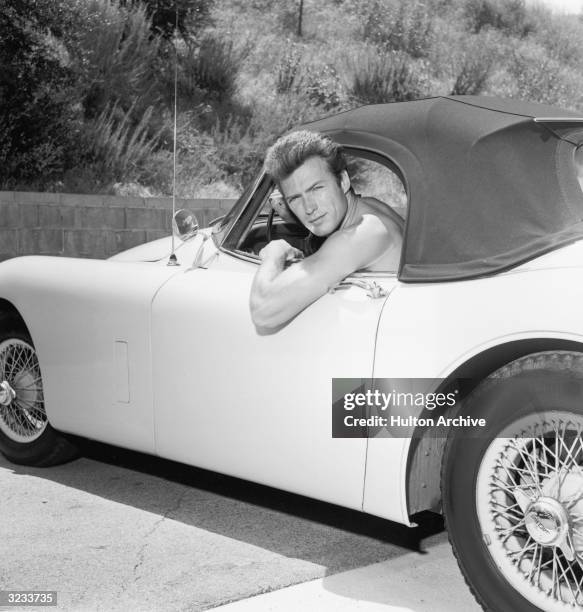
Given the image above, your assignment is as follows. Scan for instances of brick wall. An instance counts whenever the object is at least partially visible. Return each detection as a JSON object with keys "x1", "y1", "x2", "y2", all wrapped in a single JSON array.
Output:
[{"x1": 0, "y1": 192, "x2": 236, "y2": 261}]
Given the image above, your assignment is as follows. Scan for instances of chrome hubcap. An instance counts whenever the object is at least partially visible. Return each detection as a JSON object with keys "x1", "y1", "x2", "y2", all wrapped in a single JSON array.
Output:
[
  {"x1": 525, "y1": 498, "x2": 569, "y2": 546},
  {"x1": 477, "y1": 412, "x2": 583, "y2": 610},
  {"x1": 0, "y1": 380, "x2": 16, "y2": 406},
  {"x1": 0, "y1": 339, "x2": 47, "y2": 443}
]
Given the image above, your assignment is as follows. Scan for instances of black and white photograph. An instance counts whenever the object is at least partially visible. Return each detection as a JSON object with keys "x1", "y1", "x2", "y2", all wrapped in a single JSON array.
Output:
[{"x1": 1, "y1": 0, "x2": 583, "y2": 610}]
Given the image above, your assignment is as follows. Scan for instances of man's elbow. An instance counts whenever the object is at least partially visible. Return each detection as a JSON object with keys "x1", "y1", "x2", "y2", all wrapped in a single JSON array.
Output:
[
  {"x1": 249, "y1": 291, "x2": 283, "y2": 330},
  {"x1": 250, "y1": 301, "x2": 287, "y2": 332}
]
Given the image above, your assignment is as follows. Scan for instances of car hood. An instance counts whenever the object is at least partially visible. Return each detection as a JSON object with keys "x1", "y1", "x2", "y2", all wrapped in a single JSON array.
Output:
[{"x1": 108, "y1": 229, "x2": 213, "y2": 264}]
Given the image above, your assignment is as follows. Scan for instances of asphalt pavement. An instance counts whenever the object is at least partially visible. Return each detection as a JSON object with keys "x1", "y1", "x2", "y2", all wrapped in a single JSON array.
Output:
[{"x1": 0, "y1": 441, "x2": 480, "y2": 612}]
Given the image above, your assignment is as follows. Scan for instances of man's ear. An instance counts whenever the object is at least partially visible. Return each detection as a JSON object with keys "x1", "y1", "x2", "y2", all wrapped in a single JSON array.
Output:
[{"x1": 339, "y1": 169, "x2": 351, "y2": 194}]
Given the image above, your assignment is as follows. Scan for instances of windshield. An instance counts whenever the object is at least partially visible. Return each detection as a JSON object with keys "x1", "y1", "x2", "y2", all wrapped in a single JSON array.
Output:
[{"x1": 211, "y1": 172, "x2": 263, "y2": 247}]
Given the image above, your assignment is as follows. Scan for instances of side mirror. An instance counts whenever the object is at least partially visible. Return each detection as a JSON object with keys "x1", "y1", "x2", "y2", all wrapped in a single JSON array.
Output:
[{"x1": 173, "y1": 209, "x2": 199, "y2": 242}]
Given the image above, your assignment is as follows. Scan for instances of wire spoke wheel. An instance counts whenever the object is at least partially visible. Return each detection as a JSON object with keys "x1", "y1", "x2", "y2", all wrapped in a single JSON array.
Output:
[
  {"x1": 0, "y1": 338, "x2": 47, "y2": 443},
  {"x1": 477, "y1": 411, "x2": 583, "y2": 610}
]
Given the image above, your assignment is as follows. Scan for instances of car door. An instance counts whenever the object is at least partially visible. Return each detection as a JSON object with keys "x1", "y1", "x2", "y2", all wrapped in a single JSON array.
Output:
[{"x1": 150, "y1": 152, "x2": 406, "y2": 511}]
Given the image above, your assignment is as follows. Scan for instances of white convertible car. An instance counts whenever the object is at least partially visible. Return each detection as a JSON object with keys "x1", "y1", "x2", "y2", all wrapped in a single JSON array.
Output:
[{"x1": 1, "y1": 96, "x2": 583, "y2": 611}]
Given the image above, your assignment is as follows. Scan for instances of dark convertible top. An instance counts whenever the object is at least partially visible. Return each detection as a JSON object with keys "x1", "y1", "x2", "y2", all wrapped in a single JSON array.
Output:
[{"x1": 303, "y1": 96, "x2": 583, "y2": 282}]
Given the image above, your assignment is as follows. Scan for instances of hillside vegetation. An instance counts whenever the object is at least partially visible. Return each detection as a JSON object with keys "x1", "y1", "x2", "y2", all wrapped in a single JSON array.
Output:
[{"x1": 2, "y1": 0, "x2": 583, "y2": 197}]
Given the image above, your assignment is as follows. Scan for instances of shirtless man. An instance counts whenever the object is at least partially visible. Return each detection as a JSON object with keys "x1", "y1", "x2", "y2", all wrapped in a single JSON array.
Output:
[{"x1": 250, "y1": 130, "x2": 403, "y2": 332}]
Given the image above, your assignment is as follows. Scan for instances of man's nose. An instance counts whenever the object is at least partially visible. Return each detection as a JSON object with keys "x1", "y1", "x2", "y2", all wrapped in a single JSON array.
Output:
[{"x1": 302, "y1": 194, "x2": 317, "y2": 215}]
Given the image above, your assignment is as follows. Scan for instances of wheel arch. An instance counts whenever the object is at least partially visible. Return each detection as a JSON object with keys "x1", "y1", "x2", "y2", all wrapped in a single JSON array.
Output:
[
  {"x1": 0, "y1": 298, "x2": 31, "y2": 336},
  {"x1": 406, "y1": 337, "x2": 583, "y2": 519}
]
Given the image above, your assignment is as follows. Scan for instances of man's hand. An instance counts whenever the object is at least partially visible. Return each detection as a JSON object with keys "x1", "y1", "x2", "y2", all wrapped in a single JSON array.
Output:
[
  {"x1": 259, "y1": 240, "x2": 304, "y2": 266},
  {"x1": 269, "y1": 191, "x2": 298, "y2": 224}
]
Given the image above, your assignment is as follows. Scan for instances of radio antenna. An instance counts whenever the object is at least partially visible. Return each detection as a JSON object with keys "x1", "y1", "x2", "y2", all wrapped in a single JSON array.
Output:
[{"x1": 167, "y1": 2, "x2": 180, "y2": 266}]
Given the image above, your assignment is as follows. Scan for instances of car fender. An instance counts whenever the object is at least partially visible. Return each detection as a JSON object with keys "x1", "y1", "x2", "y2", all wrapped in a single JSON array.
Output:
[
  {"x1": 0, "y1": 255, "x2": 182, "y2": 452},
  {"x1": 365, "y1": 265, "x2": 583, "y2": 524}
]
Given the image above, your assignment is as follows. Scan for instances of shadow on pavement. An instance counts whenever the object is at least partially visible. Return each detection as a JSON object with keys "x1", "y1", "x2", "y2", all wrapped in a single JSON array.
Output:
[{"x1": 2, "y1": 437, "x2": 445, "y2": 576}]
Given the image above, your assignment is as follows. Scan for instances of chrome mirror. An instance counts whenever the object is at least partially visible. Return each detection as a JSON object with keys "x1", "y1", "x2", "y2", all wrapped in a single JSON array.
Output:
[{"x1": 173, "y1": 209, "x2": 199, "y2": 242}]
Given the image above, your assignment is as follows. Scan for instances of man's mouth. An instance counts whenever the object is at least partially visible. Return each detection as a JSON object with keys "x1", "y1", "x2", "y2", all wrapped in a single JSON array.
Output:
[{"x1": 310, "y1": 213, "x2": 326, "y2": 225}]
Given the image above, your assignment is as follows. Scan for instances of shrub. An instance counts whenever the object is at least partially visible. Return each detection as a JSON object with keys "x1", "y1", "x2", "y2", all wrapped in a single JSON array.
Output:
[
  {"x1": 509, "y1": 49, "x2": 561, "y2": 105},
  {"x1": 209, "y1": 115, "x2": 267, "y2": 188},
  {"x1": 305, "y1": 64, "x2": 344, "y2": 111},
  {"x1": 129, "y1": 0, "x2": 215, "y2": 40},
  {"x1": 347, "y1": 48, "x2": 428, "y2": 104},
  {"x1": 149, "y1": 114, "x2": 250, "y2": 197},
  {"x1": 156, "y1": 30, "x2": 253, "y2": 132},
  {"x1": 163, "y1": 43, "x2": 208, "y2": 110},
  {"x1": 498, "y1": 42, "x2": 581, "y2": 109},
  {"x1": 265, "y1": 90, "x2": 328, "y2": 132},
  {"x1": 273, "y1": 44, "x2": 344, "y2": 109},
  {"x1": 359, "y1": 0, "x2": 434, "y2": 59},
  {"x1": 193, "y1": 34, "x2": 243, "y2": 100},
  {"x1": 532, "y1": 13, "x2": 583, "y2": 68},
  {"x1": 463, "y1": 0, "x2": 536, "y2": 37},
  {"x1": 75, "y1": 103, "x2": 162, "y2": 187},
  {"x1": 450, "y1": 39, "x2": 495, "y2": 95},
  {"x1": 70, "y1": 0, "x2": 161, "y2": 120},
  {"x1": 275, "y1": 44, "x2": 305, "y2": 94},
  {"x1": 0, "y1": 0, "x2": 79, "y2": 187}
]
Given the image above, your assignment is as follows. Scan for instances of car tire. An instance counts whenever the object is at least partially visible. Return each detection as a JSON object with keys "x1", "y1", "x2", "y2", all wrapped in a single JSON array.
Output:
[
  {"x1": 0, "y1": 320, "x2": 78, "y2": 466},
  {"x1": 442, "y1": 351, "x2": 583, "y2": 612}
]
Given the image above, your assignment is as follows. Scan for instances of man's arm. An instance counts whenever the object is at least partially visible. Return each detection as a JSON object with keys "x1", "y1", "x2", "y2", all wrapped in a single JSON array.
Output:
[{"x1": 249, "y1": 214, "x2": 391, "y2": 331}]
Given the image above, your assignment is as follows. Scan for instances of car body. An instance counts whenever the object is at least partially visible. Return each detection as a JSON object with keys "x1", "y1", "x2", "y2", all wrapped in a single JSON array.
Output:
[{"x1": 1, "y1": 96, "x2": 583, "y2": 611}]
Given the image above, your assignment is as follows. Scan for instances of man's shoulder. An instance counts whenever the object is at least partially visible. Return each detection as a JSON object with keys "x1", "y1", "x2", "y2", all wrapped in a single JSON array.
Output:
[
  {"x1": 355, "y1": 195, "x2": 404, "y2": 234},
  {"x1": 327, "y1": 208, "x2": 392, "y2": 251}
]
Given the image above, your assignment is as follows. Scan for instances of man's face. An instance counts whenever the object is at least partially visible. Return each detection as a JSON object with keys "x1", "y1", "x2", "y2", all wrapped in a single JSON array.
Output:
[{"x1": 279, "y1": 156, "x2": 349, "y2": 237}]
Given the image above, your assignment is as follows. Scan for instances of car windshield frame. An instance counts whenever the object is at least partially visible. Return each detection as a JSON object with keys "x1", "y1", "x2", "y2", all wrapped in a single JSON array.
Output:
[
  {"x1": 211, "y1": 171, "x2": 265, "y2": 248},
  {"x1": 576, "y1": 143, "x2": 583, "y2": 194}
]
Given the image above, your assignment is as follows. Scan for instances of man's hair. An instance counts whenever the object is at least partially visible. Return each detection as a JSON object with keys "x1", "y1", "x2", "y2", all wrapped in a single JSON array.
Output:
[{"x1": 263, "y1": 130, "x2": 347, "y2": 183}]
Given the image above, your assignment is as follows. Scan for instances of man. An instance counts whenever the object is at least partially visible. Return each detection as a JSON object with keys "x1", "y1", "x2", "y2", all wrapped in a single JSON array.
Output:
[{"x1": 250, "y1": 130, "x2": 403, "y2": 332}]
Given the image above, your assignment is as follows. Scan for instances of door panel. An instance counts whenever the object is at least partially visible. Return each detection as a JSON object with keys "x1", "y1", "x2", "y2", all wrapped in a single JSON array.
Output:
[{"x1": 151, "y1": 253, "x2": 395, "y2": 510}]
